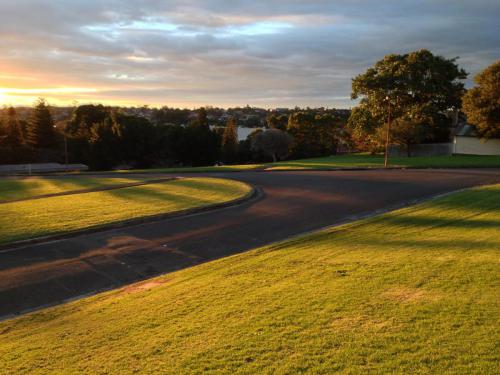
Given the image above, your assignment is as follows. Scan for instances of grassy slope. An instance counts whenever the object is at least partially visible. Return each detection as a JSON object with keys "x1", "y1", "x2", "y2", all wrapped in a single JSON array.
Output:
[
  {"x1": 1, "y1": 185, "x2": 498, "y2": 374},
  {"x1": 0, "y1": 177, "x2": 251, "y2": 245},
  {"x1": 121, "y1": 154, "x2": 500, "y2": 173},
  {"x1": 0, "y1": 176, "x2": 152, "y2": 201}
]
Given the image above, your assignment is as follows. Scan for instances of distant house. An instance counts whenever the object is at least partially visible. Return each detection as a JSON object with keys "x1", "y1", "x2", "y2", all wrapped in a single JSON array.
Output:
[
  {"x1": 275, "y1": 108, "x2": 289, "y2": 113},
  {"x1": 453, "y1": 124, "x2": 500, "y2": 155},
  {"x1": 210, "y1": 125, "x2": 263, "y2": 141},
  {"x1": 237, "y1": 127, "x2": 262, "y2": 141}
]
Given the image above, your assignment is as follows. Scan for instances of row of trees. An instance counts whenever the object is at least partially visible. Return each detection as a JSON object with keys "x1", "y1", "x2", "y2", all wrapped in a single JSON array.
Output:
[
  {"x1": 348, "y1": 50, "x2": 499, "y2": 154},
  {"x1": 67, "y1": 106, "x2": 220, "y2": 169},
  {"x1": 0, "y1": 100, "x2": 61, "y2": 164},
  {"x1": 1, "y1": 50, "x2": 497, "y2": 168},
  {"x1": 0, "y1": 101, "x2": 56, "y2": 149},
  {"x1": 0, "y1": 100, "x2": 348, "y2": 169}
]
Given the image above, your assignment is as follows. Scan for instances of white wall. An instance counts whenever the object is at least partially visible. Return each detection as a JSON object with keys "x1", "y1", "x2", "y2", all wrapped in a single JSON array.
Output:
[
  {"x1": 210, "y1": 126, "x2": 263, "y2": 141},
  {"x1": 454, "y1": 136, "x2": 500, "y2": 155},
  {"x1": 237, "y1": 127, "x2": 263, "y2": 141}
]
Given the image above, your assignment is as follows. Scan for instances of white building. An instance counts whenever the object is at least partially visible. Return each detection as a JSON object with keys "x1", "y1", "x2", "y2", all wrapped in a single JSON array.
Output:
[
  {"x1": 237, "y1": 127, "x2": 262, "y2": 141},
  {"x1": 210, "y1": 126, "x2": 264, "y2": 141},
  {"x1": 453, "y1": 124, "x2": 500, "y2": 156}
]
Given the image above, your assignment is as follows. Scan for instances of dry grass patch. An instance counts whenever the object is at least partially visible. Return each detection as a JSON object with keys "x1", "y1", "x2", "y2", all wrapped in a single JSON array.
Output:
[{"x1": 382, "y1": 287, "x2": 436, "y2": 303}]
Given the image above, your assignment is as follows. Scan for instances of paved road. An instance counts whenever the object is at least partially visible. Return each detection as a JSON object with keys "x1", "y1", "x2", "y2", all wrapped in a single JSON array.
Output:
[{"x1": 1, "y1": 169, "x2": 499, "y2": 318}]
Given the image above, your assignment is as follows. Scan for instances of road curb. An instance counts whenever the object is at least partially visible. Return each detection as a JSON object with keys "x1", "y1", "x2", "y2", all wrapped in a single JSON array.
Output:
[
  {"x1": 0, "y1": 183, "x2": 259, "y2": 252},
  {"x1": 82, "y1": 166, "x2": 500, "y2": 176}
]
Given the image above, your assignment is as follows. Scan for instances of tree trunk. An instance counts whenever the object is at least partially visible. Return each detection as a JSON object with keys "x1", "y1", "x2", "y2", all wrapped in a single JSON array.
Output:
[{"x1": 272, "y1": 153, "x2": 277, "y2": 163}]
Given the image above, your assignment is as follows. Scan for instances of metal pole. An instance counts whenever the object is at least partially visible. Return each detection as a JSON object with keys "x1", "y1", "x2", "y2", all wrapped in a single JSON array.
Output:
[{"x1": 384, "y1": 98, "x2": 391, "y2": 168}]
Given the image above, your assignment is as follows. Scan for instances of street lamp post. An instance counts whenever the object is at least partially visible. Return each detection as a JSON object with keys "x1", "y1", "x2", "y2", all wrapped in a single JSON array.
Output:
[{"x1": 384, "y1": 95, "x2": 392, "y2": 168}]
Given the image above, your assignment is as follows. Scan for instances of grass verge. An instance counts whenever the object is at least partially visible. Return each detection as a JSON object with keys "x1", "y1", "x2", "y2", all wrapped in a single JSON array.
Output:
[
  {"x1": 0, "y1": 177, "x2": 251, "y2": 246},
  {"x1": 268, "y1": 154, "x2": 500, "y2": 169},
  {"x1": 0, "y1": 184, "x2": 498, "y2": 373},
  {"x1": 117, "y1": 154, "x2": 500, "y2": 174}
]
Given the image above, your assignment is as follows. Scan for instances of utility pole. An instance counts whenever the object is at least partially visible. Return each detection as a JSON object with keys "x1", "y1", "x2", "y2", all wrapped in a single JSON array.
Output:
[{"x1": 384, "y1": 96, "x2": 392, "y2": 168}]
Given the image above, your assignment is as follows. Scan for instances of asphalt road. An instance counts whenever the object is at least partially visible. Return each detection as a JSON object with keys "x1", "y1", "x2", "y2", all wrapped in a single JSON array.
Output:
[{"x1": 1, "y1": 168, "x2": 499, "y2": 318}]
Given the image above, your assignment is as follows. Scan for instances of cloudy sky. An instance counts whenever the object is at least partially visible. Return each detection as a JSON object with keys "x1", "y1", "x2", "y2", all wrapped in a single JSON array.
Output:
[{"x1": 0, "y1": 0, "x2": 498, "y2": 108}]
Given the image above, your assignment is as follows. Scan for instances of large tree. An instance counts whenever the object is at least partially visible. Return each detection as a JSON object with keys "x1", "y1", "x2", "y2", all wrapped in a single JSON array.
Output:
[
  {"x1": 462, "y1": 61, "x2": 500, "y2": 139},
  {"x1": 184, "y1": 108, "x2": 219, "y2": 166},
  {"x1": 26, "y1": 99, "x2": 56, "y2": 148},
  {"x1": 287, "y1": 111, "x2": 343, "y2": 158},
  {"x1": 194, "y1": 107, "x2": 209, "y2": 128},
  {"x1": 116, "y1": 113, "x2": 156, "y2": 167},
  {"x1": 221, "y1": 117, "x2": 238, "y2": 163},
  {"x1": 1, "y1": 107, "x2": 24, "y2": 148},
  {"x1": 350, "y1": 49, "x2": 467, "y2": 150},
  {"x1": 88, "y1": 113, "x2": 122, "y2": 170},
  {"x1": 267, "y1": 113, "x2": 288, "y2": 131},
  {"x1": 346, "y1": 106, "x2": 378, "y2": 151},
  {"x1": 251, "y1": 129, "x2": 292, "y2": 162},
  {"x1": 68, "y1": 104, "x2": 108, "y2": 137}
]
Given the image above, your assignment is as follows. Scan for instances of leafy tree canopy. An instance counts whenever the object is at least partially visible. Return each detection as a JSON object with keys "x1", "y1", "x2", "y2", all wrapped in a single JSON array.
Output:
[
  {"x1": 251, "y1": 129, "x2": 293, "y2": 162},
  {"x1": 0, "y1": 107, "x2": 24, "y2": 148},
  {"x1": 68, "y1": 104, "x2": 108, "y2": 137},
  {"x1": 221, "y1": 117, "x2": 238, "y2": 162},
  {"x1": 26, "y1": 99, "x2": 56, "y2": 148},
  {"x1": 350, "y1": 49, "x2": 467, "y2": 150},
  {"x1": 267, "y1": 114, "x2": 288, "y2": 131},
  {"x1": 462, "y1": 60, "x2": 500, "y2": 139},
  {"x1": 287, "y1": 112, "x2": 343, "y2": 158},
  {"x1": 352, "y1": 49, "x2": 467, "y2": 121}
]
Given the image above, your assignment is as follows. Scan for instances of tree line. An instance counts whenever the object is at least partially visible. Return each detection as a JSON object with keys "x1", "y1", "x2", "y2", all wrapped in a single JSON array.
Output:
[
  {"x1": 1, "y1": 49, "x2": 498, "y2": 169},
  {"x1": 348, "y1": 50, "x2": 499, "y2": 155},
  {"x1": 0, "y1": 102, "x2": 347, "y2": 169}
]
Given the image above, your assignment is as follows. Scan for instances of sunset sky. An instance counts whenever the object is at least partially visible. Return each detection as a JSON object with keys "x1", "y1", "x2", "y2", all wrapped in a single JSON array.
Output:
[{"x1": 1, "y1": 1, "x2": 499, "y2": 108}]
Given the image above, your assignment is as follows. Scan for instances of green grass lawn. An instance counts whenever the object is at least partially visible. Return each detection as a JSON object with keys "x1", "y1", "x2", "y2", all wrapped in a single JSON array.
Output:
[
  {"x1": 119, "y1": 154, "x2": 500, "y2": 173},
  {"x1": 1, "y1": 184, "x2": 498, "y2": 374},
  {"x1": 269, "y1": 154, "x2": 500, "y2": 169},
  {"x1": 0, "y1": 177, "x2": 251, "y2": 245},
  {"x1": 0, "y1": 176, "x2": 154, "y2": 201},
  {"x1": 119, "y1": 163, "x2": 263, "y2": 174}
]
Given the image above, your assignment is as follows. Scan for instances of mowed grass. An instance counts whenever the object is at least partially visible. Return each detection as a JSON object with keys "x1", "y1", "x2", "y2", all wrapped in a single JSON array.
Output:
[
  {"x1": 120, "y1": 154, "x2": 500, "y2": 173},
  {"x1": 269, "y1": 154, "x2": 500, "y2": 169},
  {"x1": 0, "y1": 177, "x2": 251, "y2": 245},
  {"x1": 121, "y1": 163, "x2": 263, "y2": 174},
  {"x1": 1, "y1": 185, "x2": 499, "y2": 374},
  {"x1": 0, "y1": 176, "x2": 152, "y2": 201}
]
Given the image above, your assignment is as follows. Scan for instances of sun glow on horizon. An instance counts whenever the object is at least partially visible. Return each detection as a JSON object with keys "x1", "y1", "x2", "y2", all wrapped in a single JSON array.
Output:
[{"x1": 0, "y1": 87, "x2": 101, "y2": 107}]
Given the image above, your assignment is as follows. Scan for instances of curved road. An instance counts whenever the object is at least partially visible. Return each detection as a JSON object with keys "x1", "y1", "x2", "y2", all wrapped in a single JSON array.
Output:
[{"x1": 1, "y1": 168, "x2": 499, "y2": 318}]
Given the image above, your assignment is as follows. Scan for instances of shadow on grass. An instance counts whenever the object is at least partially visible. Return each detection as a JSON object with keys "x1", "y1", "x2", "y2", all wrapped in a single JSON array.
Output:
[
  {"x1": 105, "y1": 178, "x2": 243, "y2": 206},
  {"x1": 0, "y1": 179, "x2": 32, "y2": 200},
  {"x1": 0, "y1": 176, "x2": 148, "y2": 202}
]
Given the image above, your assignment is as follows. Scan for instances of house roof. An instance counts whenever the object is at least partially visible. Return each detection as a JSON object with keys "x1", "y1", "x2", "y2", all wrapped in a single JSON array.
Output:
[{"x1": 454, "y1": 123, "x2": 477, "y2": 137}]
